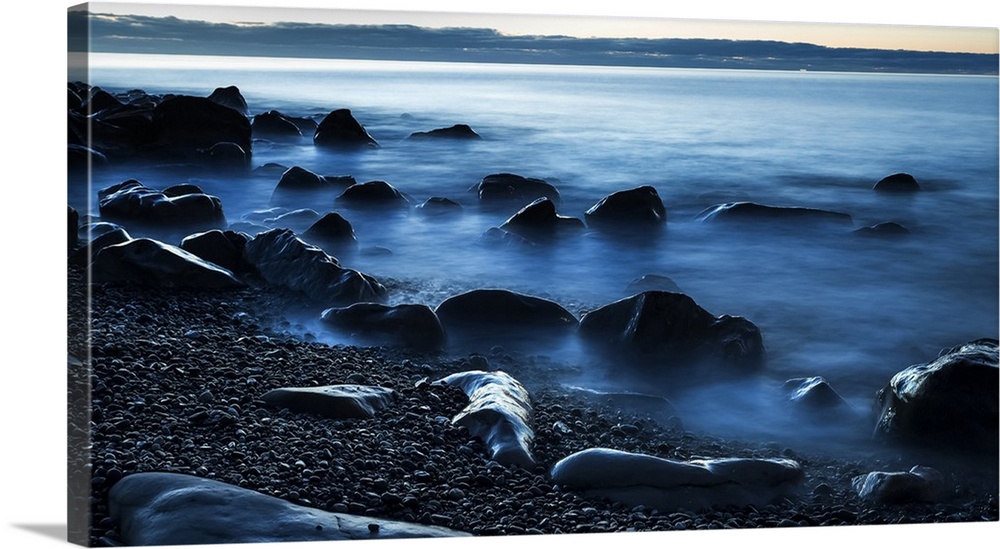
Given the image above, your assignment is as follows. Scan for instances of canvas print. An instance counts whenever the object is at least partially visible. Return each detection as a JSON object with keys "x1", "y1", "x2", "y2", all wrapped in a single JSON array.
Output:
[{"x1": 67, "y1": 2, "x2": 999, "y2": 547}]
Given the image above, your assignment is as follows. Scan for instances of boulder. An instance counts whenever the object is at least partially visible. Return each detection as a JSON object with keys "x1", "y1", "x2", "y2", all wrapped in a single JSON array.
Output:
[
  {"x1": 697, "y1": 202, "x2": 852, "y2": 229},
  {"x1": 260, "y1": 385, "x2": 396, "y2": 419},
  {"x1": 320, "y1": 303, "x2": 445, "y2": 350},
  {"x1": 584, "y1": 186, "x2": 667, "y2": 227},
  {"x1": 415, "y1": 197, "x2": 463, "y2": 216},
  {"x1": 70, "y1": 227, "x2": 131, "y2": 266},
  {"x1": 469, "y1": 173, "x2": 560, "y2": 203},
  {"x1": 270, "y1": 167, "x2": 354, "y2": 207},
  {"x1": 303, "y1": 212, "x2": 358, "y2": 252},
  {"x1": 852, "y1": 466, "x2": 945, "y2": 504},
  {"x1": 479, "y1": 227, "x2": 536, "y2": 249},
  {"x1": 314, "y1": 108, "x2": 379, "y2": 149},
  {"x1": 551, "y1": 448, "x2": 803, "y2": 511},
  {"x1": 161, "y1": 183, "x2": 205, "y2": 197},
  {"x1": 67, "y1": 144, "x2": 108, "y2": 173},
  {"x1": 98, "y1": 180, "x2": 225, "y2": 228},
  {"x1": 252, "y1": 110, "x2": 303, "y2": 139},
  {"x1": 243, "y1": 229, "x2": 387, "y2": 305},
  {"x1": 336, "y1": 180, "x2": 410, "y2": 209},
  {"x1": 625, "y1": 274, "x2": 682, "y2": 295},
  {"x1": 180, "y1": 229, "x2": 250, "y2": 273},
  {"x1": 874, "y1": 338, "x2": 998, "y2": 452},
  {"x1": 200, "y1": 141, "x2": 249, "y2": 170},
  {"x1": 782, "y1": 376, "x2": 851, "y2": 410},
  {"x1": 264, "y1": 208, "x2": 321, "y2": 228},
  {"x1": 151, "y1": 95, "x2": 252, "y2": 159},
  {"x1": 91, "y1": 238, "x2": 243, "y2": 289},
  {"x1": 853, "y1": 222, "x2": 910, "y2": 237},
  {"x1": 873, "y1": 172, "x2": 920, "y2": 193},
  {"x1": 206, "y1": 85, "x2": 250, "y2": 117},
  {"x1": 435, "y1": 371, "x2": 534, "y2": 468},
  {"x1": 109, "y1": 473, "x2": 469, "y2": 545},
  {"x1": 408, "y1": 124, "x2": 481, "y2": 140},
  {"x1": 578, "y1": 291, "x2": 765, "y2": 375},
  {"x1": 498, "y1": 198, "x2": 585, "y2": 240},
  {"x1": 435, "y1": 289, "x2": 577, "y2": 340}
]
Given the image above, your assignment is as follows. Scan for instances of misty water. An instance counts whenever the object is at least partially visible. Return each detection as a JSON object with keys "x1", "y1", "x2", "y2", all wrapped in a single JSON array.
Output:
[{"x1": 73, "y1": 53, "x2": 999, "y2": 452}]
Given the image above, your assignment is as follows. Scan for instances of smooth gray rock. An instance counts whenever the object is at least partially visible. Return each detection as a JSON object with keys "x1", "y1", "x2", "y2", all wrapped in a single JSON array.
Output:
[
  {"x1": 551, "y1": 448, "x2": 803, "y2": 511},
  {"x1": 320, "y1": 303, "x2": 446, "y2": 350},
  {"x1": 436, "y1": 370, "x2": 534, "y2": 468},
  {"x1": 852, "y1": 466, "x2": 945, "y2": 504},
  {"x1": 109, "y1": 472, "x2": 469, "y2": 545},
  {"x1": 874, "y1": 338, "x2": 998, "y2": 452},
  {"x1": 91, "y1": 238, "x2": 243, "y2": 289},
  {"x1": 261, "y1": 385, "x2": 396, "y2": 419}
]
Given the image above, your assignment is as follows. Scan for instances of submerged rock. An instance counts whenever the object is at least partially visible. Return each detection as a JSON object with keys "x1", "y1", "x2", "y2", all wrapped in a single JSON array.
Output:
[
  {"x1": 408, "y1": 124, "x2": 481, "y2": 140},
  {"x1": 498, "y1": 197, "x2": 585, "y2": 240},
  {"x1": 874, "y1": 338, "x2": 998, "y2": 452},
  {"x1": 320, "y1": 303, "x2": 446, "y2": 350},
  {"x1": 585, "y1": 186, "x2": 667, "y2": 227},
  {"x1": 91, "y1": 238, "x2": 243, "y2": 289},
  {"x1": 261, "y1": 385, "x2": 396, "y2": 419},
  {"x1": 852, "y1": 466, "x2": 945, "y2": 504},
  {"x1": 314, "y1": 109, "x2": 379, "y2": 149},
  {"x1": 109, "y1": 473, "x2": 468, "y2": 545},
  {"x1": 479, "y1": 227, "x2": 536, "y2": 249},
  {"x1": 415, "y1": 197, "x2": 463, "y2": 216},
  {"x1": 435, "y1": 289, "x2": 577, "y2": 341},
  {"x1": 578, "y1": 291, "x2": 764, "y2": 376},
  {"x1": 551, "y1": 448, "x2": 803, "y2": 511},
  {"x1": 206, "y1": 85, "x2": 250, "y2": 117},
  {"x1": 469, "y1": 173, "x2": 561, "y2": 203},
  {"x1": 252, "y1": 110, "x2": 304, "y2": 139},
  {"x1": 873, "y1": 172, "x2": 921, "y2": 193},
  {"x1": 336, "y1": 181, "x2": 410, "y2": 209},
  {"x1": 783, "y1": 376, "x2": 851, "y2": 410},
  {"x1": 697, "y1": 202, "x2": 852, "y2": 229},
  {"x1": 436, "y1": 370, "x2": 534, "y2": 468},
  {"x1": 853, "y1": 221, "x2": 911, "y2": 237}
]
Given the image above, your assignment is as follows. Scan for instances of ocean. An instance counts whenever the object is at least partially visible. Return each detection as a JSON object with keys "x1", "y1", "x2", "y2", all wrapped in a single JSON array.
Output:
[{"x1": 72, "y1": 53, "x2": 999, "y2": 446}]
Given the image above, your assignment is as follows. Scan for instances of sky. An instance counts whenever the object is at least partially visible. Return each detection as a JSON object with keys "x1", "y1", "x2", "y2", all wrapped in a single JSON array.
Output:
[{"x1": 82, "y1": 0, "x2": 1000, "y2": 55}]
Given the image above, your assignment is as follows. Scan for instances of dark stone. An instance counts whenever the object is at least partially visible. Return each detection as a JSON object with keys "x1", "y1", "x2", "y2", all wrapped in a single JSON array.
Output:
[
  {"x1": 408, "y1": 124, "x2": 481, "y2": 140},
  {"x1": 415, "y1": 197, "x2": 463, "y2": 216},
  {"x1": 264, "y1": 208, "x2": 321, "y2": 228},
  {"x1": 320, "y1": 303, "x2": 446, "y2": 350},
  {"x1": 314, "y1": 109, "x2": 379, "y2": 149},
  {"x1": 874, "y1": 338, "x2": 998, "y2": 452},
  {"x1": 243, "y1": 229, "x2": 387, "y2": 305},
  {"x1": 261, "y1": 385, "x2": 396, "y2": 419},
  {"x1": 469, "y1": 173, "x2": 560, "y2": 203},
  {"x1": 252, "y1": 110, "x2": 304, "y2": 139},
  {"x1": 697, "y1": 202, "x2": 852, "y2": 228},
  {"x1": 852, "y1": 466, "x2": 945, "y2": 504},
  {"x1": 873, "y1": 173, "x2": 921, "y2": 192},
  {"x1": 585, "y1": 186, "x2": 667, "y2": 227},
  {"x1": 70, "y1": 227, "x2": 131, "y2": 266},
  {"x1": 180, "y1": 229, "x2": 250, "y2": 273},
  {"x1": 853, "y1": 222, "x2": 910, "y2": 237},
  {"x1": 68, "y1": 144, "x2": 109, "y2": 173},
  {"x1": 498, "y1": 198, "x2": 585, "y2": 240},
  {"x1": 108, "y1": 473, "x2": 468, "y2": 545},
  {"x1": 253, "y1": 162, "x2": 290, "y2": 177},
  {"x1": 201, "y1": 142, "x2": 249, "y2": 170},
  {"x1": 479, "y1": 227, "x2": 535, "y2": 248},
  {"x1": 206, "y1": 85, "x2": 250, "y2": 117},
  {"x1": 270, "y1": 166, "x2": 354, "y2": 207},
  {"x1": 91, "y1": 238, "x2": 243, "y2": 289},
  {"x1": 336, "y1": 181, "x2": 410, "y2": 208},
  {"x1": 84, "y1": 89, "x2": 123, "y2": 113},
  {"x1": 625, "y1": 274, "x2": 682, "y2": 295},
  {"x1": 98, "y1": 180, "x2": 225, "y2": 228},
  {"x1": 161, "y1": 184, "x2": 205, "y2": 197},
  {"x1": 435, "y1": 289, "x2": 577, "y2": 340},
  {"x1": 782, "y1": 377, "x2": 850, "y2": 409},
  {"x1": 151, "y1": 95, "x2": 252, "y2": 160},
  {"x1": 303, "y1": 212, "x2": 359, "y2": 252},
  {"x1": 578, "y1": 291, "x2": 765, "y2": 375},
  {"x1": 68, "y1": 206, "x2": 79, "y2": 249}
]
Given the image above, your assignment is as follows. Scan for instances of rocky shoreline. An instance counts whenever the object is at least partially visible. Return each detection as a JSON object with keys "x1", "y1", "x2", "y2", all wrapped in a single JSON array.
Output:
[{"x1": 69, "y1": 265, "x2": 998, "y2": 546}]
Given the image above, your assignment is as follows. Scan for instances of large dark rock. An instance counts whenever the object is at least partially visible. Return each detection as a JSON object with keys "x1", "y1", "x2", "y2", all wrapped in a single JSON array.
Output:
[
  {"x1": 243, "y1": 229, "x2": 387, "y2": 305},
  {"x1": 551, "y1": 448, "x2": 803, "y2": 511},
  {"x1": 109, "y1": 473, "x2": 469, "y2": 545},
  {"x1": 874, "y1": 338, "x2": 998, "y2": 452},
  {"x1": 320, "y1": 303, "x2": 446, "y2": 350},
  {"x1": 415, "y1": 197, "x2": 463, "y2": 216},
  {"x1": 782, "y1": 376, "x2": 851, "y2": 410},
  {"x1": 408, "y1": 124, "x2": 481, "y2": 140},
  {"x1": 697, "y1": 202, "x2": 852, "y2": 229},
  {"x1": 275, "y1": 166, "x2": 328, "y2": 190},
  {"x1": 873, "y1": 172, "x2": 921, "y2": 193},
  {"x1": 261, "y1": 385, "x2": 396, "y2": 419},
  {"x1": 67, "y1": 144, "x2": 109, "y2": 173},
  {"x1": 435, "y1": 371, "x2": 534, "y2": 468},
  {"x1": 70, "y1": 227, "x2": 131, "y2": 266},
  {"x1": 303, "y1": 212, "x2": 358, "y2": 252},
  {"x1": 180, "y1": 229, "x2": 250, "y2": 274},
  {"x1": 270, "y1": 166, "x2": 355, "y2": 206},
  {"x1": 498, "y1": 198, "x2": 585, "y2": 241},
  {"x1": 206, "y1": 85, "x2": 250, "y2": 117},
  {"x1": 625, "y1": 274, "x2": 682, "y2": 295},
  {"x1": 313, "y1": 109, "x2": 379, "y2": 149},
  {"x1": 151, "y1": 95, "x2": 252, "y2": 160},
  {"x1": 201, "y1": 141, "x2": 249, "y2": 170},
  {"x1": 336, "y1": 180, "x2": 410, "y2": 209},
  {"x1": 98, "y1": 180, "x2": 225, "y2": 228},
  {"x1": 435, "y1": 289, "x2": 578, "y2": 340},
  {"x1": 585, "y1": 186, "x2": 667, "y2": 227},
  {"x1": 91, "y1": 238, "x2": 243, "y2": 289},
  {"x1": 252, "y1": 110, "x2": 303, "y2": 139},
  {"x1": 852, "y1": 466, "x2": 945, "y2": 504},
  {"x1": 469, "y1": 173, "x2": 561, "y2": 203},
  {"x1": 578, "y1": 291, "x2": 765, "y2": 375}
]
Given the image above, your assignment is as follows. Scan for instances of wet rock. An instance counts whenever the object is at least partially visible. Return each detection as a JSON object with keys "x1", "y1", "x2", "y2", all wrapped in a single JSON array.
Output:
[
  {"x1": 578, "y1": 291, "x2": 765, "y2": 376},
  {"x1": 498, "y1": 198, "x2": 585, "y2": 241},
  {"x1": 261, "y1": 385, "x2": 397, "y2": 419},
  {"x1": 180, "y1": 229, "x2": 250, "y2": 273},
  {"x1": 435, "y1": 289, "x2": 577, "y2": 342},
  {"x1": 479, "y1": 227, "x2": 536, "y2": 248},
  {"x1": 314, "y1": 109, "x2": 379, "y2": 149},
  {"x1": 207, "y1": 85, "x2": 250, "y2": 117},
  {"x1": 303, "y1": 212, "x2": 359, "y2": 252},
  {"x1": 320, "y1": 303, "x2": 446, "y2": 350},
  {"x1": 585, "y1": 186, "x2": 667, "y2": 227},
  {"x1": 151, "y1": 95, "x2": 252, "y2": 160},
  {"x1": 68, "y1": 144, "x2": 109, "y2": 173},
  {"x1": 873, "y1": 173, "x2": 920, "y2": 192},
  {"x1": 201, "y1": 141, "x2": 249, "y2": 170},
  {"x1": 70, "y1": 227, "x2": 131, "y2": 266},
  {"x1": 408, "y1": 124, "x2": 481, "y2": 140},
  {"x1": 436, "y1": 371, "x2": 535, "y2": 468},
  {"x1": 91, "y1": 238, "x2": 243, "y2": 289},
  {"x1": 625, "y1": 274, "x2": 682, "y2": 295},
  {"x1": 852, "y1": 466, "x2": 945, "y2": 504},
  {"x1": 252, "y1": 110, "x2": 304, "y2": 139},
  {"x1": 415, "y1": 197, "x2": 463, "y2": 216},
  {"x1": 783, "y1": 377, "x2": 851, "y2": 410},
  {"x1": 243, "y1": 228, "x2": 387, "y2": 305},
  {"x1": 109, "y1": 473, "x2": 468, "y2": 545},
  {"x1": 273, "y1": 166, "x2": 337, "y2": 192},
  {"x1": 551, "y1": 448, "x2": 803, "y2": 511},
  {"x1": 264, "y1": 208, "x2": 322, "y2": 229},
  {"x1": 98, "y1": 180, "x2": 225, "y2": 229},
  {"x1": 874, "y1": 338, "x2": 998, "y2": 452},
  {"x1": 696, "y1": 202, "x2": 853, "y2": 229},
  {"x1": 853, "y1": 222, "x2": 910, "y2": 237},
  {"x1": 336, "y1": 181, "x2": 410, "y2": 209},
  {"x1": 161, "y1": 183, "x2": 206, "y2": 197},
  {"x1": 469, "y1": 173, "x2": 560, "y2": 203}
]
